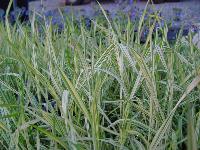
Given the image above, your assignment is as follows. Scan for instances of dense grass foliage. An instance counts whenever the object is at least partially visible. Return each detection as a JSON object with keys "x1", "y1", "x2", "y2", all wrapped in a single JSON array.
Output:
[{"x1": 0, "y1": 6, "x2": 200, "y2": 150}]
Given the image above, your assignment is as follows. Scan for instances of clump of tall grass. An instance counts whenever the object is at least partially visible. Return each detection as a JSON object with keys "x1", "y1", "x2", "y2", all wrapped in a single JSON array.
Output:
[{"x1": 0, "y1": 3, "x2": 200, "y2": 150}]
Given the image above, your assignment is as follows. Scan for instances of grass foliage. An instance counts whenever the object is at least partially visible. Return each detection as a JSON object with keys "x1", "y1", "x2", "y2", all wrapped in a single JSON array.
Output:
[{"x1": 0, "y1": 4, "x2": 200, "y2": 150}]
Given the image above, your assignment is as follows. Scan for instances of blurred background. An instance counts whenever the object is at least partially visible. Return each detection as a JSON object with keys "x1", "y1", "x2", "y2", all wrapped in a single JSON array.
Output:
[
  {"x1": 0, "y1": 0, "x2": 199, "y2": 40},
  {"x1": 29, "y1": 0, "x2": 200, "y2": 27}
]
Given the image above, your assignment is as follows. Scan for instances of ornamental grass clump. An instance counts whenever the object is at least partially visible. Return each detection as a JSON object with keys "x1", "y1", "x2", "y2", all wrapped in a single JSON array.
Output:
[{"x1": 0, "y1": 3, "x2": 200, "y2": 150}]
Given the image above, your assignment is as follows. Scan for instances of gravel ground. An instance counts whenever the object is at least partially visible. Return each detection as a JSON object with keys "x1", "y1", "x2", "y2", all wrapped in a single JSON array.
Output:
[
  {"x1": 29, "y1": 0, "x2": 200, "y2": 26},
  {"x1": 29, "y1": 0, "x2": 200, "y2": 41}
]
